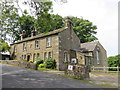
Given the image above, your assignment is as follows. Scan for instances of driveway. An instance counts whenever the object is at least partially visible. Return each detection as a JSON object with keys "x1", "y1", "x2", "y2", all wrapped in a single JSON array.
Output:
[{"x1": 1, "y1": 64, "x2": 101, "y2": 88}]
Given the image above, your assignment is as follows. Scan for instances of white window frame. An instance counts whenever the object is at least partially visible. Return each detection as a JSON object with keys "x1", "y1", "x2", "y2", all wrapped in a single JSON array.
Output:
[
  {"x1": 64, "y1": 52, "x2": 67, "y2": 62},
  {"x1": 46, "y1": 37, "x2": 51, "y2": 47},
  {"x1": 96, "y1": 50, "x2": 100, "y2": 64},
  {"x1": 23, "y1": 43, "x2": 26, "y2": 50},
  {"x1": 35, "y1": 40, "x2": 39, "y2": 48},
  {"x1": 68, "y1": 53, "x2": 70, "y2": 62}
]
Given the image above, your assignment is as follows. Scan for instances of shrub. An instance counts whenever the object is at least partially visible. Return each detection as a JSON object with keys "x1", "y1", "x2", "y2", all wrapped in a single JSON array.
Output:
[
  {"x1": 38, "y1": 63, "x2": 45, "y2": 69},
  {"x1": 45, "y1": 58, "x2": 56, "y2": 69},
  {"x1": 34, "y1": 58, "x2": 43, "y2": 65},
  {"x1": 29, "y1": 60, "x2": 33, "y2": 63}
]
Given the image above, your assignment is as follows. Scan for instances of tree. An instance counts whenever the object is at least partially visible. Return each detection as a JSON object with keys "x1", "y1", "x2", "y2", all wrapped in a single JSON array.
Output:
[
  {"x1": 0, "y1": 0, "x2": 20, "y2": 43},
  {"x1": 18, "y1": 10, "x2": 35, "y2": 38},
  {"x1": 35, "y1": 13, "x2": 64, "y2": 33},
  {"x1": 0, "y1": 42, "x2": 10, "y2": 52},
  {"x1": 107, "y1": 55, "x2": 120, "y2": 71},
  {"x1": 0, "y1": 0, "x2": 53, "y2": 42},
  {"x1": 23, "y1": 0, "x2": 53, "y2": 18},
  {"x1": 71, "y1": 17, "x2": 98, "y2": 43}
]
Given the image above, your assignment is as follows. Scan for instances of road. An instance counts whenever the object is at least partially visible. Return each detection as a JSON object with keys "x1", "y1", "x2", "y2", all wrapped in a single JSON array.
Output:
[{"x1": 1, "y1": 64, "x2": 101, "y2": 88}]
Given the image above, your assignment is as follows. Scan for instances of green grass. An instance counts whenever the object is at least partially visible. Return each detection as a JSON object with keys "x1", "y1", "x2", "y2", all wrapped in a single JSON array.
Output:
[{"x1": 107, "y1": 71, "x2": 120, "y2": 74}]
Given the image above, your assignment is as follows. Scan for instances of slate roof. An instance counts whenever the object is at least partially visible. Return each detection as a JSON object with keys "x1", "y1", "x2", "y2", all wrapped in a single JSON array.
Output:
[
  {"x1": 11, "y1": 27, "x2": 67, "y2": 45},
  {"x1": 70, "y1": 49, "x2": 88, "y2": 53},
  {"x1": 81, "y1": 41, "x2": 99, "y2": 51}
]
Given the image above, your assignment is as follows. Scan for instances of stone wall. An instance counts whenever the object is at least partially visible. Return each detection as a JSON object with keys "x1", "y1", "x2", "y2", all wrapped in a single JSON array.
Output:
[
  {"x1": 0, "y1": 60, "x2": 36, "y2": 70},
  {"x1": 65, "y1": 64, "x2": 89, "y2": 80}
]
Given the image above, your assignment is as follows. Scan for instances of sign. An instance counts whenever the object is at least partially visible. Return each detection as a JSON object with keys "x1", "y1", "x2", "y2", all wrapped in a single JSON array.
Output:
[
  {"x1": 71, "y1": 58, "x2": 77, "y2": 63},
  {"x1": 68, "y1": 65, "x2": 73, "y2": 70}
]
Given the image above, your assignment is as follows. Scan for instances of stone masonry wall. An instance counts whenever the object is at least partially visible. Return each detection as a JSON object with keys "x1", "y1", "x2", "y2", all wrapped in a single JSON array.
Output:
[
  {"x1": 0, "y1": 60, "x2": 36, "y2": 70},
  {"x1": 66, "y1": 64, "x2": 89, "y2": 80}
]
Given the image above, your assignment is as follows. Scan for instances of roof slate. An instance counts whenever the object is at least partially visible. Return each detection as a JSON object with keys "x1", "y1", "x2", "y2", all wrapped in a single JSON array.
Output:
[
  {"x1": 81, "y1": 41, "x2": 99, "y2": 51},
  {"x1": 11, "y1": 27, "x2": 67, "y2": 45}
]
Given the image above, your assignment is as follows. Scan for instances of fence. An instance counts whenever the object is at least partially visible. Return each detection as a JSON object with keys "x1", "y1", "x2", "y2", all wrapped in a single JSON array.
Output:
[{"x1": 91, "y1": 66, "x2": 120, "y2": 72}]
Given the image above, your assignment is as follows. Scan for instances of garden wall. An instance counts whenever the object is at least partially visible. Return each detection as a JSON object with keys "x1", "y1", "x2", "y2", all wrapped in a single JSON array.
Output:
[
  {"x1": 65, "y1": 64, "x2": 90, "y2": 80},
  {"x1": 0, "y1": 60, "x2": 36, "y2": 70}
]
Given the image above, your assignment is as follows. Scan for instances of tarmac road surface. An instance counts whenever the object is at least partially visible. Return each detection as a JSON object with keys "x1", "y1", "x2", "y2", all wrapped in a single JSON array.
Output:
[{"x1": 1, "y1": 64, "x2": 101, "y2": 88}]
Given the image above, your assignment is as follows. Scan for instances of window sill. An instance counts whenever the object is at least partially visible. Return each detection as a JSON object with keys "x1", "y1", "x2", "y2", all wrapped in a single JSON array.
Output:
[
  {"x1": 35, "y1": 47, "x2": 40, "y2": 50},
  {"x1": 46, "y1": 46, "x2": 52, "y2": 48}
]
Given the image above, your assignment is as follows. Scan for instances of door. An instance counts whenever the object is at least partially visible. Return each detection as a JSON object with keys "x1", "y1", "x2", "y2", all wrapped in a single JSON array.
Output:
[{"x1": 27, "y1": 55, "x2": 30, "y2": 61}]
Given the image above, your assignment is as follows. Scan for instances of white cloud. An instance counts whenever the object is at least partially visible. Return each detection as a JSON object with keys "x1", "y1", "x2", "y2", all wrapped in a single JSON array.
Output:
[{"x1": 52, "y1": 0, "x2": 119, "y2": 56}]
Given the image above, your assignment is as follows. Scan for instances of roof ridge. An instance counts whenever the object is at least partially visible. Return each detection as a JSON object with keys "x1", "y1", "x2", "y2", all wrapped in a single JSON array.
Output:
[{"x1": 11, "y1": 27, "x2": 67, "y2": 45}]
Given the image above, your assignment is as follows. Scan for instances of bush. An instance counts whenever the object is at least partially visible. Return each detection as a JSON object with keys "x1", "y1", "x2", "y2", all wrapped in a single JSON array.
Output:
[
  {"x1": 38, "y1": 63, "x2": 45, "y2": 69},
  {"x1": 29, "y1": 60, "x2": 33, "y2": 63},
  {"x1": 45, "y1": 58, "x2": 56, "y2": 69},
  {"x1": 107, "y1": 54, "x2": 120, "y2": 71},
  {"x1": 34, "y1": 58, "x2": 43, "y2": 65}
]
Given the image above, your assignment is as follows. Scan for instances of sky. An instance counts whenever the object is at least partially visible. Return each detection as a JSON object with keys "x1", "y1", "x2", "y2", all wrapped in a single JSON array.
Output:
[
  {"x1": 11, "y1": 0, "x2": 119, "y2": 57},
  {"x1": 51, "y1": 0, "x2": 119, "y2": 57}
]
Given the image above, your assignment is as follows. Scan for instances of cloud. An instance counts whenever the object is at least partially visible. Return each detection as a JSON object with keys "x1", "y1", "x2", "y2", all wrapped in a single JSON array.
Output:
[{"x1": 53, "y1": 0, "x2": 118, "y2": 56}]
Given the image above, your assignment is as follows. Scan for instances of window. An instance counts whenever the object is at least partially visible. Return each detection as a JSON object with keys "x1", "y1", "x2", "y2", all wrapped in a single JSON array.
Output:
[
  {"x1": 48, "y1": 52, "x2": 52, "y2": 58},
  {"x1": 22, "y1": 55, "x2": 26, "y2": 60},
  {"x1": 96, "y1": 50, "x2": 100, "y2": 64},
  {"x1": 64, "y1": 52, "x2": 67, "y2": 62},
  {"x1": 68, "y1": 53, "x2": 70, "y2": 62},
  {"x1": 23, "y1": 43, "x2": 26, "y2": 50},
  {"x1": 44, "y1": 52, "x2": 48, "y2": 60},
  {"x1": 37, "y1": 53, "x2": 40, "y2": 59},
  {"x1": 46, "y1": 37, "x2": 51, "y2": 47},
  {"x1": 35, "y1": 40, "x2": 39, "y2": 48},
  {"x1": 33, "y1": 53, "x2": 36, "y2": 61}
]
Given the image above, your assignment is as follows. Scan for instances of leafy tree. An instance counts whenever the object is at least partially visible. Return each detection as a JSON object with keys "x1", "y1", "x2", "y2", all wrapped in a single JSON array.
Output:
[
  {"x1": 23, "y1": 0, "x2": 53, "y2": 17},
  {"x1": 35, "y1": 13, "x2": 64, "y2": 33},
  {"x1": 107, "y1": 55, "x2": 120, "y2": 71},
  {"x1": 18, "y1": 10, "x2": 35, "y2": 38},
  {"x1": 71, "y1": 17, "x2": 98, "y2": 43},
  {"x1": 0, "y1": 42, "x2": 10, "y2": 52},
  {"x1": 0, "y1": 0, "x2": 20, "y2": 43}
]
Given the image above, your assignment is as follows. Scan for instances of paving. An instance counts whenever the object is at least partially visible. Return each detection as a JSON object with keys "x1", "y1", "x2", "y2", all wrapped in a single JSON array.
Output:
[{"x1": 1, "y1": 64, "x2": 102, "y2": 88}]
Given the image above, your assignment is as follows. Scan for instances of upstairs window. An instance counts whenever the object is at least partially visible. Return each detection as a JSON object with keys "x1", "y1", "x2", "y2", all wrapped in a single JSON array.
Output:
[
  {"x1": 46, "y1": 37, "x2": 51, "y2": 47},
  {"x1": 35, "y1": 40, "x2": 39, "y2": 48},
  {"x1": 23, "y1": 43, "x2": 26, "y2": 50}
]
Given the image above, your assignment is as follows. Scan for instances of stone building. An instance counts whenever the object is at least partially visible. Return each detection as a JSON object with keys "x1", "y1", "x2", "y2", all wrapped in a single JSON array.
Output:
[
  {"x1": 10, "y1": 18, "x2": 108, "y2": 70},
  {"x1": 81, "y1": 41, "x2": 108, "y2": 67},
  {"x1": 10, "y1": 18, "x2": 81, "y2": 70}
]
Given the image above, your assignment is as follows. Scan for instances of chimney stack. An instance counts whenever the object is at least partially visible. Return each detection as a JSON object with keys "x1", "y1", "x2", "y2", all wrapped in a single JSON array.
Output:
[
  {"x1": 65, "y1": 16, "x2": 73, "y2": 29},
  {"x1": 21, "y1": 30, "x2": 26, "y2": 40},
  {"x1": 31, "y1": 29, "x2": 36, "y2": 37}
]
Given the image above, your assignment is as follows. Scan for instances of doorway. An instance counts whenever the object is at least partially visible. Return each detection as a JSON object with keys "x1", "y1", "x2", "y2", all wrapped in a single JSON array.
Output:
[{"x1": 27, "y1": 55, "x2": 30, "y2": 61}]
